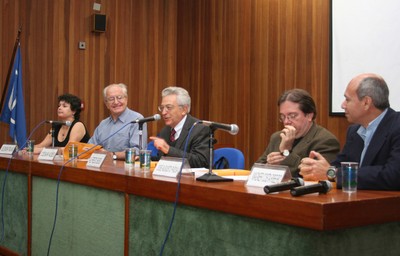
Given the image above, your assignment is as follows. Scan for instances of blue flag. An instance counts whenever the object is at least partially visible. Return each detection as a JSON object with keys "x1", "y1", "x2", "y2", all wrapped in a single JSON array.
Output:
[{"x1": 0, "y1": 44, "x2": 27, "y2": 148}]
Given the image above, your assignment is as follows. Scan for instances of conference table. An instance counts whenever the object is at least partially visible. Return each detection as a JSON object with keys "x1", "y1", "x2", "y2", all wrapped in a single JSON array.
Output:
[{"x1": 0, "y1": 153, "x2": 400, "y2": 256}]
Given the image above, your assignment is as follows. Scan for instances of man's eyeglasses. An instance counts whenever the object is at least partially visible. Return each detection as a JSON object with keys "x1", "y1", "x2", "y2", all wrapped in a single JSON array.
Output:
[
  {"x1": 106, "y1": 95, "x2": 125, "y2": 103},
  {"x1": 279, "y1": 113, "x2": 299, "y2": 122},
  {"x1": 158, "y1": 104, "x2": 180, "y2": 112}
]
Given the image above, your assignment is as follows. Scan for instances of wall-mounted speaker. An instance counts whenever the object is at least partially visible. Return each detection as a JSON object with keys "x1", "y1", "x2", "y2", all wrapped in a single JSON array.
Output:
[{"x1": 93, "y1": 14, "x2": 106, "y2": 32}]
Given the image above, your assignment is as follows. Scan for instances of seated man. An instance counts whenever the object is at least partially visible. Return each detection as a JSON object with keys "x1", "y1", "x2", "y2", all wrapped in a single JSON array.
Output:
[
  {"x1": 256, "y1": 89, "x2": 340, "y2": 177},
  {"x1": 149, "y1": 86, "x2": 210, "y2": 168},
  {"x1": 89, "y1": 83, "x2": 147, "y2": 160},
  {"x1": 299, "y1": 73, "x2": 400, "y2": 190}
]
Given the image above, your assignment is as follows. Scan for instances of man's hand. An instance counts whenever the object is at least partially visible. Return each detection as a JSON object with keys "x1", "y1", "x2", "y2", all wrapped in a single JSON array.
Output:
[
  {"x1": 299, "y1": 151, "x2": 330, "y2": 181},
  {"x1": 266, "y1": 152, "x2": 286, "y2": 165},
  {"x1": 279, "y1": 125, "x2": 296, "y2": 152},
  {"x1": 149, "y1": 136, "x2": 170, "y2": 154}
]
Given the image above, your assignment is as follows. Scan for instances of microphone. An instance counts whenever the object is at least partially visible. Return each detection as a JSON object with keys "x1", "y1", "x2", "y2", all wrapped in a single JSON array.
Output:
[
  {"x1": 131, "y1": 114, "x2": 161, "y2": 124},
  {"x1": 290, "y1": 180, "x2": 332, "y2": 197},
  {"x1": 198, "y1": 120, "x2": 239, "y2": 135},
  {"x1": 264, "y1": 177, "x2": 304, "y2": 194},
  {"x1": 46, "y1": 120, "x2": 72, "y2": 126}
]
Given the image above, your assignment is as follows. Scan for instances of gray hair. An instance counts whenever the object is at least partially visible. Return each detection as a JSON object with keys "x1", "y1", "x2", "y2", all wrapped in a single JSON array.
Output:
[
  {"x1": 103, "y1": 83, "x2": 128, "y2": 100},
  {"x1": 162, "y1": 86, "x2": 191, "y2": 113},
  {"x1": 357, "y1": 76, "x2": 390, "y2": 110}
]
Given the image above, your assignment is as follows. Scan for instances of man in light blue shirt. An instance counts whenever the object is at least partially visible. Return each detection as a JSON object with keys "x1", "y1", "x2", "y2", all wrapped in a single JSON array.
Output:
[{"x1": 89, "y1": 83, "x2": 147, "y2": 160}]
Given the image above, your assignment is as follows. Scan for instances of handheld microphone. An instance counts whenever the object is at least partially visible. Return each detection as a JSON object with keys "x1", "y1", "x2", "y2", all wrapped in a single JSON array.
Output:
[
  {"x1": 264, "y1": 177, "x2": 304, "y2": 194},
  {"x1": 290, "y1": 180, "x2": 332, "y2": 197},
  {"x1": 198, "y1": 120, "x2": 239, "y2": 135},
  {"x1": 131, "y1": 114, "x2": 161, "y2": 124},
  {"x1": 46, "y1": 120, "x2": 72, "y2": 126}
]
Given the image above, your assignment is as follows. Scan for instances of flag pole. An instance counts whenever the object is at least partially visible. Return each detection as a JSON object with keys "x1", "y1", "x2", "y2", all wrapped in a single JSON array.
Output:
[{"x1": 0, "y1": 26, "x2": 22, "y2": 114}]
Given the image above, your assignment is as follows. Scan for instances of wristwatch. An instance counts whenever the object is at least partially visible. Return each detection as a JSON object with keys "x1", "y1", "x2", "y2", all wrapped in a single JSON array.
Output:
[
  {"x1": 326, "y1": 166, "x2": 337, "y2": 182},
  {"x1": 112, "y1": 152, "x2": 117, "y2": 160},
  {"x1": 281, "y1": 149, "x2": 290, "y2": 157}
]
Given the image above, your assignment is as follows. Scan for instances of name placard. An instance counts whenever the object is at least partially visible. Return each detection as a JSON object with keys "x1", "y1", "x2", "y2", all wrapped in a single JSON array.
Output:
[
  {"x1": 246, "y1": 164, "x2": 292, "y2": 188},
  {"x1": 86, "y1": 153, "x2": 107, "y2": 168},
  {"x1": 38, "y1": 148, "x2": 59, "y2": 161},
  {"x1": 0, "y1": 144, "x2": 17, "y2": 155},
  {"x1": 153, "y1": 157, "x2": 190, "y2": 178}
]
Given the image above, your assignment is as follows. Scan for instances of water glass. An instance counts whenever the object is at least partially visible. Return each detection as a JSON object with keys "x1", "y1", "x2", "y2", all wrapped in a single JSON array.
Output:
[
  {"x1": 140, "y1": 149, "x2": 151, "y2": 171},
  {"x1": 341, "y1": 162, "x2": 358, "y2": 193}
]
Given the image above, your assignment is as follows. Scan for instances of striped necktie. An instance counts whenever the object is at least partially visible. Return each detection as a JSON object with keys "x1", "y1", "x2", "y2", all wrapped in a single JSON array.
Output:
[{"x1": 170, "y1": 128, "x2": 176, "y2": 142}]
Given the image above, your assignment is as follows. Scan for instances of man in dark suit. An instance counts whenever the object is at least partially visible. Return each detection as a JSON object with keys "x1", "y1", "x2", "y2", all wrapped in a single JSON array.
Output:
[
  {"x1": 299, "y1": 73, "x2": 400, "y2": 190},
  {"x1": 149, "y1": 87, "x2": 210, "y2": 168}
]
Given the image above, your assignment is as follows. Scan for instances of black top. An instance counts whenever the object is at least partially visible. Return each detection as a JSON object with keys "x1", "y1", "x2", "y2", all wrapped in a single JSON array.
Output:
[{"x1": 53, "y1": 120, "x2": 90, "y2": 147}]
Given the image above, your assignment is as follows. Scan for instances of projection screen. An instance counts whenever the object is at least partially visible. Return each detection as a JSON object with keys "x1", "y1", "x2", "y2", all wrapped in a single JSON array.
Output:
[{"x1": 331, "y1": 0, "x2": 400, "y2": 114}]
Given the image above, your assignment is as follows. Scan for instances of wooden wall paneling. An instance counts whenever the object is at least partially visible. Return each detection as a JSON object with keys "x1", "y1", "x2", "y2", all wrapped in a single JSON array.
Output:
[
  {"x1": 0, "y1": 0, "x2": 349, "y2": 170},
  {"x1": 107, "y1": 0, "x2": 178, "y2": 137},
  {"x1": 0, "y1": 0, "x2": 22, "y2": 144},
  {"x1": 250, "y1": 0, "x2": 282, "y2": 166},
  {"x1": 25, "y1": 0, "x2": 56, "y2": 140},
  {"x1": 175, "y1": 0, "x2": 207, "y2": 120},
  {"x1": 175, "y1": 0, "x2": 253, "y2": 163},
  {"x1": 177, "y1": 0, "x2": 341, "y2": 167},
  {"x1": 216, "y1": 0, "x2": 252, "y2": 159}
]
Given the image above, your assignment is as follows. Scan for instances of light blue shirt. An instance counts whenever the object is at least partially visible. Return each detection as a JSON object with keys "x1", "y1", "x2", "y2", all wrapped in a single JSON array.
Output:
[
  {"x1": 88, "y1": 108, "x2": 147, "y2": 153},
  {"x1": 357, "y1": 108, "x2": 388, "y2": 165}
]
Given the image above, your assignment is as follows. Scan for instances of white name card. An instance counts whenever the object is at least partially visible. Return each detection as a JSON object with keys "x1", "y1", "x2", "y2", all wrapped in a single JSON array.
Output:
[
  {"x1": 38, "y1": 148, "x2": 59, "y2": 161},
  {"x1": 86, "y1": 153, "x2": 107, "y2": 168},
  {"x1": 153, "y1": 157, "x2": 190, "y2": 178},
  {"x1": 246, "y1": 164, "x2": 291, "y2": 188},
  {"x1": 0, "y1": 144, "x2": 17, "y2": 155}
]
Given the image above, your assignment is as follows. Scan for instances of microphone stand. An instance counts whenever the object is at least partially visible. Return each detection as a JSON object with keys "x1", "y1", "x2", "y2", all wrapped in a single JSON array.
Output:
[
  {"x1": 196, "y1": 128, "x2": 233, "y2": 182},
  {"x1": 138, "y1": 123, "x2": 144, "y2": 150},
  {"x1": 51, "y1": 124, "x2": 56, "y2": 147}
]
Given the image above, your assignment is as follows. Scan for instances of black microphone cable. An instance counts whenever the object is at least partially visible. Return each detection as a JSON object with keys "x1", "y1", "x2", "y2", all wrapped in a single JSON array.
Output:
[
  {"x1": 46, "y1": 121, "x2": 136, "y2": 256},
  {"x1": 158, "y1": 121, "x2": 197, "y2": 256},
  {"x1": 0, "y1": 120, "x2": 46, "y2": 243}
]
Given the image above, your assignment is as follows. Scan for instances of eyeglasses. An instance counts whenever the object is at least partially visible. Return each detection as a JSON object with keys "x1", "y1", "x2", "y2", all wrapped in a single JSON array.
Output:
[
  {"x1": 158, "y1": 104, "x2": 178, "y2": 112},
  {"x1": 106, "y1": 95, "x2": 125, "y2": 103},
  {"x1": 279, "y1": 113, "x2": 299, "y2": 122}
]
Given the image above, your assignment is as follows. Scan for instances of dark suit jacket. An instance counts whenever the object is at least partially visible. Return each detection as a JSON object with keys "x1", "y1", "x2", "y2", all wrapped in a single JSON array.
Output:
[
  {"x1": 156, "y1": 114, "x2": 210, "y2": 168},
  {"x1": 334, "y1": 108, "x2": 400, "y2": 190}
]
